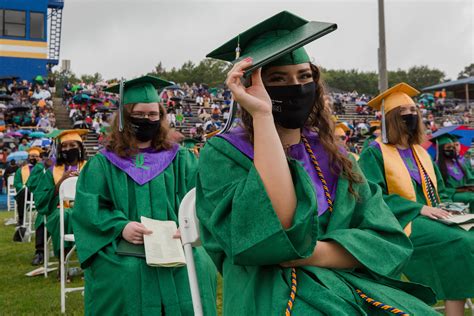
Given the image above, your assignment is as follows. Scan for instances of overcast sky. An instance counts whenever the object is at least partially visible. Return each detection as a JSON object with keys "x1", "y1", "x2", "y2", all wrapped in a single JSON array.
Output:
[{"x1": 58, "y1": 0, "x2": 473, "y2": 81}]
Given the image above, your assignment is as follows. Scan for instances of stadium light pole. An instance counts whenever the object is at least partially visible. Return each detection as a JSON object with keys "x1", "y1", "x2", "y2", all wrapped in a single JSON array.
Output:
[{"x1": 378, "y1": 0, "x2": 388, "y2": 92}]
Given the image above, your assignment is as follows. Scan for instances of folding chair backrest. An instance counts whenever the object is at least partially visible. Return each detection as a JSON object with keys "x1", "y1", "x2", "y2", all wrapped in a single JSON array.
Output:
[
  {"x1": 178, "y1": 188, "x2": 200, "y2": 247},
  {"x1": 7, "y1": 175, "x2": 14, "y2": 189},
  {"x1": 59, "y1": 177, "x2": 78, "y2": 202}
]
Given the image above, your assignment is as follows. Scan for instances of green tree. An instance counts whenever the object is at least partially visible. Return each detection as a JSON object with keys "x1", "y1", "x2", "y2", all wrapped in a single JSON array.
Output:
[
  {"x1": 148, "y1": 59, "x2": 231, "y2": 87},
  {"x1": 457, "y1": 63, "x2": 474, "y2": 79},
  {"x1": 403, "y1": 66, "x2": 445, "y2": 89},
  {"x1": 49, "y1": 69, "x2": 80, "y2": 97},
  {"x1": 80, "y1": 72, "x2": 103, "y2": 84}
]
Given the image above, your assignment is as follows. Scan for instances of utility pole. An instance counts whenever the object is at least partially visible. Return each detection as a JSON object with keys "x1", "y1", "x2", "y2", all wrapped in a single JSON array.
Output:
[{"x1": 378, "y1": 0, "x2": 388, "y2": 92}]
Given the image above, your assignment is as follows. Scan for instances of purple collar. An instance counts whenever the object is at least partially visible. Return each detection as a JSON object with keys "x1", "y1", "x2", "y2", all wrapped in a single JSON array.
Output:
[
  {"x1": 447, "y1": 161, "x2": 465, "y2": 181},
  {"x1": 371, "y1": 142, "x2": 422, "y2": 185},
  {"x1": 100, "y1": 145, "x2": 179, "y2": 185},
  {"x1": 397, "y1": 148, "x2": 422, "y2": 185},
  {"x1": 218, "y1": 127, "x2": 339, "y2": 216}
]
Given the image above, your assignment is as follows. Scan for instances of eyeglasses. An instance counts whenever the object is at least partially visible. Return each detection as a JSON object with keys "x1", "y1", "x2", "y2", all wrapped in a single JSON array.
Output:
[{"x1": 130, "y1": 111, "x2": 160, "y2": 120}]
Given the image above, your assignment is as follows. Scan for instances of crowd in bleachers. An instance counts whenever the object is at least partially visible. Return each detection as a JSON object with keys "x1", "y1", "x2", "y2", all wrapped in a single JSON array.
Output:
[
  {"x1": 0, "y1": 77, "x2": 59, "y2": 188},
  {"x1": 326, "y1": 89, "x2": 472, "y2": 156}
]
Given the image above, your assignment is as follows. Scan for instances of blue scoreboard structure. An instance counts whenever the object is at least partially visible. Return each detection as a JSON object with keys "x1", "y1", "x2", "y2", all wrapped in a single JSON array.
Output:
[{"x1": 0, "y1": 0, "x2": 64, "y2": 81}]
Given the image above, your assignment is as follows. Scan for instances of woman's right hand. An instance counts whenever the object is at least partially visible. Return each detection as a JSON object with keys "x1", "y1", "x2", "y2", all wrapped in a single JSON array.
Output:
[
  {"x1": 420, "y1": 206, "x2": 452, "y2": 220},
  {"x1": 225, "y1": 58, "x2": 273, "y2": 118},
  {"x1": 122, "y1": 222, "x2": 153, "y2": 244}
]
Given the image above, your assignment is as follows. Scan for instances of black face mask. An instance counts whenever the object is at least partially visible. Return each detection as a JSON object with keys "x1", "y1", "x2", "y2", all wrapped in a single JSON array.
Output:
[
  {"x1": 29, "y1": 159, "x2": 38, "y2": 166},
  {"x1": 61, "y1": 148, "x2": 81, "y2": 164},
  {"x1": 129, "y1": 117, "x2": 161, "y2": 142},
  {"x1": 401, "y1": 114, "x2": 419, "y2": 136},
  {"x1": 444, "y1": 149, "x2": 456, "y2": 159},
  {"x1": 265, "y1": 81, "x2": 316, "y2": 129}
]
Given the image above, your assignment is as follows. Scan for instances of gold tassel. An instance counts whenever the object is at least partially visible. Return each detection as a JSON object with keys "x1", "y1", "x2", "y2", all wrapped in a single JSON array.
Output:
[{"x1": 235, "y1": 35, "x2": 241, "y2": 59}]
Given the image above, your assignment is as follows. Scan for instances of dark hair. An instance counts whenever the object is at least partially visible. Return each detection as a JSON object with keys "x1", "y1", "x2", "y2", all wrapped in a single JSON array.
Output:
[
  {"x1": 385, "y1": 107, "x2": 425, "y2": 146},
  {"x1": 239, "y1": 63, "x2": 362, "y2": 195},
  {"x1": 106, "y1": 103, "x2": 172, "y2": 157},
  {"x1": 55, "y1": 141, "x2": 86, "y2": 166}
]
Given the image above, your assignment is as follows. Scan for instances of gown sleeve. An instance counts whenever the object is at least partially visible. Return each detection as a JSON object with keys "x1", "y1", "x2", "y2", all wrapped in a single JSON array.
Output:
[
  {"x1": 31, "y1": 168, "x2": 58, "y2": 216},
  {"x1": 173, "y1": 147, "x2": 199, "y2": 210},
  {"x1": 72, "y1": 154, "x2": 129, "y2": 268},
  {"x1": 433, "y1": 162, "x2": 452, "y2": 203},
  {"x1": 13, "y1": 168, "x2": 23, "y2": 192},
  {"x1": 321, "y1": 156, "x2": 413, "y2": 277},
  {"x1": 196, "y1": 137, "x2": 318, "y2": 267}
]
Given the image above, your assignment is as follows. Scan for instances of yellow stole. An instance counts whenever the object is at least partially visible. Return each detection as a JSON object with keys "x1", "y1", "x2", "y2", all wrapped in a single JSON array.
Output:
[
  {"x1": 53, "y1": 161, "x2": 86, "y2": 208},
  {"x1": 52, "y1": 161, "x2": 87, "y2": 184},
  {"x1": 21, "y1": 165, "x2": 30, "y2": 185},
  {"x1": 375, "y1": 137, "x2": 438, "y2": 236}
]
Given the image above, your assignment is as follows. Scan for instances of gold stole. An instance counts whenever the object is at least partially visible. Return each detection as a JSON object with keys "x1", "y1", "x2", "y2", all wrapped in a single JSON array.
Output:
[
  {"x1": 21, "y1": 165, "x2": 30, "y2": 185},
  {"x1": 52, "y1": 161, "x2": 87, "y2": 185},
  {"x1": 53, "y1": 161, "x2": 86, "y2": 208},
  {"x1": 375, "y1": 138, "x2": 437, "y2": 236}
]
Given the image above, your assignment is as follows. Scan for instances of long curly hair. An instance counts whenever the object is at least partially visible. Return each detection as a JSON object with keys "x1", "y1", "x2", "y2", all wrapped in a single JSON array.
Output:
[
  {"x1": 106, "y1": 103, "x2": 172, "y2": 157},
  {"x1": 240, "y1": 63, "x2": 362, "y2": 195}
]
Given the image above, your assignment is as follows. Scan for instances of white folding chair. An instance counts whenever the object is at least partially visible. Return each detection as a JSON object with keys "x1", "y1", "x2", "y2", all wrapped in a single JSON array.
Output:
[
  {"x1": 7, "y1": 175, "x2": 16, "y2": 213},
  {"x1": 43, "y1": 215, "x2": 54, "y2": 278},
  {"x1": 59, "y1": 177, "x2": 83, "y2": 314},
  {"x1": 4, "y1": 176, "x2": 17, "y2": 226},
  {"x1": 22, "y1": 187, "x2": 36, "y2": 242},
  {"x1": 178, "y1": 188, "x2": 203, "y2": 316}
]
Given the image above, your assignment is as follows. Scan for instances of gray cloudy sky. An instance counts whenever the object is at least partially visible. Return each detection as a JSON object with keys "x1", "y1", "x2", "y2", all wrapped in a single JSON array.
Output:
[{"x1": 59, "y1": 0, "x2": 473, "y2": 81}]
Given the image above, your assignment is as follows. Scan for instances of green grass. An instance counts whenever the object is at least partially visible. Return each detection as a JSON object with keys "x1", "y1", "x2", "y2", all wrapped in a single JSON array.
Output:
[
  {"x1": 2, "y1": 211, "x2": 471, "y2": 315},
  {"x1": 0, "y1": 211, "x2": 84, "y2": 315},
  {"x1": 0, "y1": 211, "x2": 223, "y2": 315}
]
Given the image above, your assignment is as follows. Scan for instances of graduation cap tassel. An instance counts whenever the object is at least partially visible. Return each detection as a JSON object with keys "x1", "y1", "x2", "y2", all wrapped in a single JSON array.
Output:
[
  {"x1": 435, "y1": 139, "x2": 439, "y2": 162},
  {"x1": 118, "y1": 77, "x2": 125, "y2": 132},
  {"x1": 381, "y1": 99, "x2": 388, "y2": 144},
  {"x1": 235, "y1": 35, "x2": 241, "y2": 60}
]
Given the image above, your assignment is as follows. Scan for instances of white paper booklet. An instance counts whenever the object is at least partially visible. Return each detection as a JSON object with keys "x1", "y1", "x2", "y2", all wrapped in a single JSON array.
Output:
[{"x1": 141, "y1": 216, "x2": 186, "y2": 268}]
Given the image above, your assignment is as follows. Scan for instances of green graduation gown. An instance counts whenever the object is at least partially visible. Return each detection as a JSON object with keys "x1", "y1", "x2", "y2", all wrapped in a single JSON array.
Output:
[
  {"x1": 31, "y1": 166, "x2": 74, "y2": 256},
  {"x1": 72, "y1": 147, "x2": 217, "y2": 316},
  {"x1": 361, "y1": 135, "x2": 376, "y2": 152},
  {"x1": 26, "y1": 163, "x2": 47, "y2": 229},
  {"x1": 197, "y1": 134, "x2": 437, "y2": 316},
  {"x1": 13, "y1": 167, "x2": 25, "y2": 193},
  {"x1": 438, "y1": 160, "x2": 474, "y2": 212},
  {"x1": 15, "y1": 164, "x2": 45, "y2": 228},
  {"x1": 359, "y1": 145, "x2": 474, "y2": 300}
]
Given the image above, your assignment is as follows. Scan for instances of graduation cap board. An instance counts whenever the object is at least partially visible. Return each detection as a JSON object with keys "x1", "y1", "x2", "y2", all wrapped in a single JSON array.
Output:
[
  {"x1": 207, "y1": 11, "x2": 337, "y2": 76},
  {"x1": 105, "y1": 75, "x2": 173, "y2": 131},
  {"x1": 367, "y1": 83, "x2": 420, "y2": 143},
  {"x1": 206, "y1": 11, "x2": 337, "y2": 134},
  {"x1": 335, "y1": 123, "x2": 349, "y2": 137},
  {"x1": 27, "y1": 147, "x2": 43, "y2": 156},
  {"x1": 57, "y1": 129, "x2": 89, "y2": 144}
]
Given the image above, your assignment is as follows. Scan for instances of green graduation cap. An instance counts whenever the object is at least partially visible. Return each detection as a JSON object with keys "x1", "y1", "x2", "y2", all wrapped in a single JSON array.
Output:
[
  {"x1": 45, "y1": 129, "x2": 64, "y2": 139},
  {"x1": 207, "y1": 11, "x2": 336, "y2": 135},
  {"x1": 206, "y1": 11, "x2": 337, "y2": 76},
  {"x1": 430, "y1": 134, "x2": 462, "y2": 146},
  {"x1": 430, "y1": 133, "x2": 462, "y2": 161},
  {"x1": 105, "y1": 75, "x2": 173, "y2": 131}
]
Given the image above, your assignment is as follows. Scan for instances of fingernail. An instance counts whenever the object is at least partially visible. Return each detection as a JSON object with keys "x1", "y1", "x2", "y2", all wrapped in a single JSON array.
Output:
[{"x1": 244, "y1": 57, "x2": 252, "y2": 62}]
